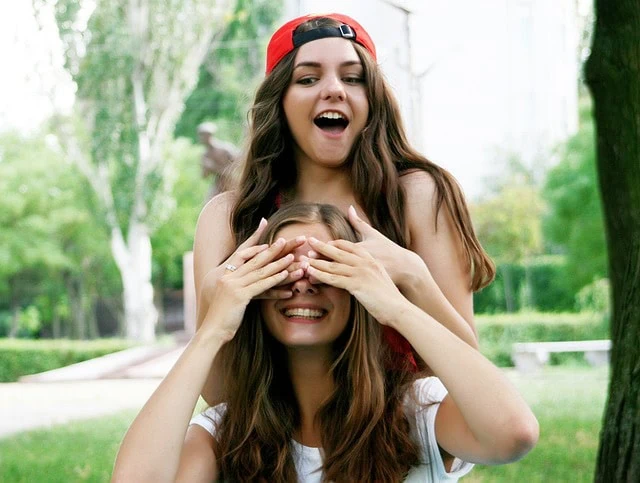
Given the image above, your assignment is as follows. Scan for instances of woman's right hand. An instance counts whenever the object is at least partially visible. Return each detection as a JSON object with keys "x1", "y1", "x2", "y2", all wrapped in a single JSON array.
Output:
[{"x1": 200, "y1": 238, "x2": 304, "y2": 342}]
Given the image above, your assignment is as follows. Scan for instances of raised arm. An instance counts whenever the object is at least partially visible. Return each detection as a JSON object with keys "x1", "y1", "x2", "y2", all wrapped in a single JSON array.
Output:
[
  {"x1": 349, "y1": 172, "x2": 479, "y2": 348},
  {"x1": 304, "y1": 238, "x2": 538, "y2": 465},
  {"x1": 193, "y1": 193, "x2": 306, "y2": 405},
  {"x1": 112, "y1": 239, "x2": 300, "y2": 482}
]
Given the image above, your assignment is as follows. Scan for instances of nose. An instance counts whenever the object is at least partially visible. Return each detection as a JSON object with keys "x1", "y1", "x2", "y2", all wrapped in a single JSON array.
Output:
[
  {"x1": 321, "y1": 75, "x2": 346, "y2": 101},
  {"x1": 291, "y1": 277, "x2": 319, "y2": 295}
]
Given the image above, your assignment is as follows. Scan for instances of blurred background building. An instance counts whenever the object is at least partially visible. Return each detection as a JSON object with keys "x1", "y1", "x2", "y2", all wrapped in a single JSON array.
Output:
[{"x1": 285, "y1": 0, "x2": 581, "y2": 199}]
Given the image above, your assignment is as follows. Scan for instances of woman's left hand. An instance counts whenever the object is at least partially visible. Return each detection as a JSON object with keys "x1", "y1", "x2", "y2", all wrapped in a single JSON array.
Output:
[
  {"x1": 304, "y1": 237, "x2": 408, "y2": 327},
  {"x1": 345, "y1": 205, "x2": 425, "y2": 290}
]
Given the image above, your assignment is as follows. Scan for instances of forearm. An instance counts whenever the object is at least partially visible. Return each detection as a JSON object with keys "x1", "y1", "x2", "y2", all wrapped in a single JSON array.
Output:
[
  {"x1": 196, "y1": 282, "x2": 226, "y2": 406},
  {"x1": 400, "y1": 258, "x2": 478, "y2": 348},
  {"x1": 112, "y1": 333, "x2": 225, "y2": 482},
  {"x1": 390, "y1": 300, "x2": 536, "y2": 453}
]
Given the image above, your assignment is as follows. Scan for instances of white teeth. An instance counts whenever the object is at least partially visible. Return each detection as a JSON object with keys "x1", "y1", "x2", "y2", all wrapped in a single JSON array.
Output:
[
  {"x1": 284, "y1": 308, "x2": 325, "y2": 318},
  {"x1": 316, "y1": 111, "x2": 345, "y2": 120}
]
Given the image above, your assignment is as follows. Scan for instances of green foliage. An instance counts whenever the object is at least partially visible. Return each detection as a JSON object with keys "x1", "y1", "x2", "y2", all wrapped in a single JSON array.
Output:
[
  {"x1": 0, "y1": 338, "x2": 135, "y2": 382},
  {"x1": 576, "y1": 278, "x2": 610, "y2": 315},
  {"x1": 0, "y1": 132, "x2": 120, "y2": 337},
  {"x1": 472, "y1": 184, "x2": 544, "y2": 264},
  {"x1": 474, "y1": 257, "x2": 575, "y2": 313},
  {"x1": 175, "y1": 0, "x2": 283, "y2": 143},
  {"x1": 16, "y1": 306, "x2": 42, "y2": 338},
  {"x1": 477, "y1": 312, "x2": 609, "y2": 367},
  {"x1": 151, "y1": 138, "x2": 210, "y2": 289},
  {"x1": 542, "y1": 99, "x2": 607, "y2": 293}
]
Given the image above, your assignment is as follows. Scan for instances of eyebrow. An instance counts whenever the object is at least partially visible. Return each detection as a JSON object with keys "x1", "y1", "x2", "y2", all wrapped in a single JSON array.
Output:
[{"x1": 293, "y1": 60, "x2": 362, "y2": 70}]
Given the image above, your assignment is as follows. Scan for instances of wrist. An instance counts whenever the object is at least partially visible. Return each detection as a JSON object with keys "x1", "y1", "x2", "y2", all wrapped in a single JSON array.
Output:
[
  {"x1": 191, "y1": 326, "x2": 229, "y2": 354},
  {"x1": 398, "y1": 250, "x2": 428, "y2": 292},
  {"x1": 378, "y1": 295, "x2": 416, "y2": 330}
]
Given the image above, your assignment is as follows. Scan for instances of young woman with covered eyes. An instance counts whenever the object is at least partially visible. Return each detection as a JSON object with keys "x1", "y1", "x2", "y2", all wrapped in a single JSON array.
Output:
[
  {"x1": 193, "y1": 13, "x2": 496, "y2": 404},
  {"x1": 112, "y1": 203, "x2": 537, "y2": 482}
]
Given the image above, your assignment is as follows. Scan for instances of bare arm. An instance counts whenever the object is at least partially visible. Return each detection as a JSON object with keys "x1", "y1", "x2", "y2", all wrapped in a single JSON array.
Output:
[
  {"x1": 193, "y1": 193, "x2": 306, "y2": 405},
  {"x1": 402, "y1": 170, "x2": 478, "y2": 343},
  {"x1": 112, "y1": 331, "x2": 224, "y2": 482},
  {"x1": 112, "y1": 240, "x2": 300, "y2": 481},
  {"x1": 304, "y1": 239, "x2": 538, "y2": 465},
  {"x1": 192, "y1": 193, "x2": 236, "y2": 406},
  {"x1": 348, "y1": 172, "x2": 478, "y2": 348}
]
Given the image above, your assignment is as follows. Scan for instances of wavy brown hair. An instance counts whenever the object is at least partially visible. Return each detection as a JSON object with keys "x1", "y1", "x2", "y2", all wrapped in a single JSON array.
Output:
[
  {"x1": 231, "y1": 17, "x2": 495, "y2": 291},
  {"x1": 216, "y1": 203, "x2": 420, "y2": 482}
]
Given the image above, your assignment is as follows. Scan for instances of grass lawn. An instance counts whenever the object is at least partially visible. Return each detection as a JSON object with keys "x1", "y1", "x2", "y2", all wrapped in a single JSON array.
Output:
[{"x1": 0, "y1": 367, "x2": 608, "y2": 482}]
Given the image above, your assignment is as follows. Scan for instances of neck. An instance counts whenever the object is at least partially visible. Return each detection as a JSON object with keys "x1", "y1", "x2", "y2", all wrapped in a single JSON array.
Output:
[
  {"x1": 287, "y1": 347, "x2": 334, "y2": 447},
  {"x1": 293, "y1": 162, "x2": 356, "y2": 206}
]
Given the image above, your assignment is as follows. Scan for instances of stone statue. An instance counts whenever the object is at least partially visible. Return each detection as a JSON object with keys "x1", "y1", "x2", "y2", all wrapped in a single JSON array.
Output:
[{"x1": 197, "y1": 122, "x2": 239, "y2": 201}]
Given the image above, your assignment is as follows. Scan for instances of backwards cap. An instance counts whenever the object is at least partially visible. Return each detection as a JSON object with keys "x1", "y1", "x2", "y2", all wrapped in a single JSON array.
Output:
[{"x1": 265, "y1": 13, "x2": 377, "y2": 74}]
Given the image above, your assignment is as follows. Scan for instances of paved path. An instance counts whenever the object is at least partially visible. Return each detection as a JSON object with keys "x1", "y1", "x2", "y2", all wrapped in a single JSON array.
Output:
[
  {"x1": 0, "y1": 379, "x2": 161, "y2": 438},
  {"x1": 0, "y1": 343, "x2": 186, "y2": 439}
]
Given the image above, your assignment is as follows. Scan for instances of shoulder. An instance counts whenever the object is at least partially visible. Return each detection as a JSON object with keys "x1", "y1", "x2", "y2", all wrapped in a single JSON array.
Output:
[
  {"x1": 197, "y1": 191, "x2": 238, "y2": 225},
  {"x1": 400, "y1": 169, "x2": 438, "y2": 207},
  {"x1": 195, "y1": 191, "x2": 237, "y2": 247},
  {"x1": 194, "y1": 192, "x2": 238, "y2": 287},
  {"x1": 399, "y1": 170, "x2": 443, "y2": 243}
]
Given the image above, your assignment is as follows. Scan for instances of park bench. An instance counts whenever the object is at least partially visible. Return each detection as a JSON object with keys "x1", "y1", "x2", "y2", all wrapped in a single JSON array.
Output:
[{"x1": 511, "y1": 340, "x2": 611, "y2": 373}]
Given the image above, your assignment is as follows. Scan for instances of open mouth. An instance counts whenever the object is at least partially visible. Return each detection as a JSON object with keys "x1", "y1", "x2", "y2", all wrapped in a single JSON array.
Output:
[
  {"x1": 314, "y1": 111, "x2": 349, "y2": 134},
  {"x1": 280, "y1": 307, "x2": 327, "y2": 320}
]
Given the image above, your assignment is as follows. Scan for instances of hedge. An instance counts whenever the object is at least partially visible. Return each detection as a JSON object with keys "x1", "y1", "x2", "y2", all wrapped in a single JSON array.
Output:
[
  {"x1": 474, "y1": 257, "x2": 576, "y2": 314},
  {"x1": 0, "y1": 338, "x2": 136, "y2": 382},
  {"x1": 477, "y1": 312, "x2": 609, "y2": 367}
]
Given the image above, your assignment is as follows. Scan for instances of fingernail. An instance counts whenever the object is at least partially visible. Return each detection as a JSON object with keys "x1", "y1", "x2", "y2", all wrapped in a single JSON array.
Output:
[
  {"x1": 296, "y1": 235, "x2": 306, "y2": 243},
  {"x1": 308, "y1": 250, "x2": 318, "y2": 258},
  {"x1": 309, "y1": 237, "x2": 318, "y2": 244},
  {"x1": 276, "y1": 237, "x2": 285, "y2": 245},
  {"x1": 349, "y1": 205, "x2": 358, "y2": 217},
  {"x1": 259, "y1": 218, "x2": 267, "y2": 228},
  {"x1": 300, "y1": 260, "x2": 309, "y2": 270}
]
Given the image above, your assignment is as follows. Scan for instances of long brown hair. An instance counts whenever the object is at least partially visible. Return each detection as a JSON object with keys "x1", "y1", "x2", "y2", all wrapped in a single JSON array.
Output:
[
  {"x1": 231, "y1": 17, "x2": 494, "y2": 290},
  {"x1": 217, "y1": 203, "x2": 420, "y2": 482}
]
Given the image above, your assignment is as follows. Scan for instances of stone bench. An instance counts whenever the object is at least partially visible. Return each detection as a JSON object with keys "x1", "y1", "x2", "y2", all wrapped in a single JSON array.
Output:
[{"x1": 511, "y1": 340, "x2": 611, "y2": 373}]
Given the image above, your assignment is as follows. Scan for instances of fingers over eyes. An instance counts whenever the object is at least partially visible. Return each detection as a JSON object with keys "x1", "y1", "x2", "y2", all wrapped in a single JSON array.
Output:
[
  {"x1": 308, "y1": 238, "x2": 360, "y2": 265},
  {"x1": 306, "y1": 258, "x2": 352, "y2": 276}
]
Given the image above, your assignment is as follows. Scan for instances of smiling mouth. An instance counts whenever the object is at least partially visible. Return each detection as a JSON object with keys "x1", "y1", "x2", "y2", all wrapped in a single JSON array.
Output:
[
  {"x1": 280, "y1": 307, "x2": 327, "y2": 321},
  {"x1": 314, "y1": 112, "x2": 349, "y2": 134}
]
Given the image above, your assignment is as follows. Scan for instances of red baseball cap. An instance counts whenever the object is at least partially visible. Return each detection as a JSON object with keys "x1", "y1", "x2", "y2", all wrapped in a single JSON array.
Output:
[{"x1": 265, "y1": 13, "x2": 377, "y2": 74}]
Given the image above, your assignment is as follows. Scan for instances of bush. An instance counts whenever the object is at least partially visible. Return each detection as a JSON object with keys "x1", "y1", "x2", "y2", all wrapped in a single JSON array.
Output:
[
  {"x1": 477, "y1": 312, "x2": 609, "y2": 367},
  {"x1": 576, "y1": 278, "x2": 610, "y2": 315},
  {"x1": 474, "y1": 257, "x2": 576, "y2": 314},
  {"x1": 0, "y1": 338, "x2": 136, "y2": 382}
]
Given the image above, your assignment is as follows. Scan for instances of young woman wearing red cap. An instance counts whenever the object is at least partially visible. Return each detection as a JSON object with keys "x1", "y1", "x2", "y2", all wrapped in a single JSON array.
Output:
[
  {"x1": 193, "y1": 14, "x2": 495, "y2": 403},
  {"x1": 113, "y1": 204, "x2": 537, "y2": 482}
]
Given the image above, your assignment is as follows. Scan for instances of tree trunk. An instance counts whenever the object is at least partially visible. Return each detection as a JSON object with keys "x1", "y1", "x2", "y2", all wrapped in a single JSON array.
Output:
[
  {"x1": 52, "y1": 310, "x2": 61, "y2": 339},
  {"x1": 66, "y1": 275, "x2": 85, "y2": 339},
  {"x1": 585, "y1": 1, "x2": 640, "y2": 480},
  {"x1": 112, "y1": 221, "x2": 158, "y2": 342}
]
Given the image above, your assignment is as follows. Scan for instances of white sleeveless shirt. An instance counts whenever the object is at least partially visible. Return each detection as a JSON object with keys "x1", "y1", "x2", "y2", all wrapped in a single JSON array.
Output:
[{"x1": 191, "y1": 377, "x2": 474, "y2": 482}]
